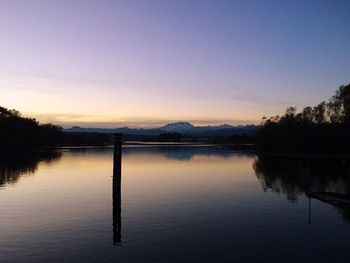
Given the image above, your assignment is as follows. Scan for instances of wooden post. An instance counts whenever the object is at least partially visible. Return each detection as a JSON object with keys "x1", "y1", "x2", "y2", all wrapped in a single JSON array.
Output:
[
  {"x1": 308, "y1": 196, "x2": 311, "y2": 225},
  {"x1": 113, "y1": 133, "x2": 122, "y2": 245}
]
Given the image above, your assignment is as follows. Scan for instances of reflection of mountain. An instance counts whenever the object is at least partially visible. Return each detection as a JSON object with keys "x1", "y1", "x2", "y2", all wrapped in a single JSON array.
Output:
[
  {"x1": 0, "y1": 150, "x2": 62, "y2": 188},
  {"x1": 123, "y1": 146, "x2": 253, "y2": 161},
  {"x1": 54, "y1": 145, "x2": 254, "y2": 161},
  {"x1": 253, "y1": 155, "x2": 350, "y2": 221}
]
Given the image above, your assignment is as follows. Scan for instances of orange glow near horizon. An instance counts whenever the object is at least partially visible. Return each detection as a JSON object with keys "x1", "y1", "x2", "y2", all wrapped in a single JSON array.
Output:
[{"x1": 1, "y1": 73, "x2": 263, "y2": 127}]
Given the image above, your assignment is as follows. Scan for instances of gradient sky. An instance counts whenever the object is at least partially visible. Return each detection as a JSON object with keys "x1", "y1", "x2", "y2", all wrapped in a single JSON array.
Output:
[{"x1": 1, "y1": 0, "x2": 349, "y2": 127}]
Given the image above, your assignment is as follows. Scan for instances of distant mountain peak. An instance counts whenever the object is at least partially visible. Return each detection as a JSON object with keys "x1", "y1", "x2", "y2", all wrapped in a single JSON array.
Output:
[
  {"x1": 64, "y1": 122, "x2": 259, "y2": 136},
  {"x1": 161, "y1": 122, "x2": 194, "y2": 132}
]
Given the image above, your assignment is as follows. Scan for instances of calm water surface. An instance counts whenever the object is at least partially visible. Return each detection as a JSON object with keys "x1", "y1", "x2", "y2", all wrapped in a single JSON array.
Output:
[{"x1": 1, "y1": 146, "x2": 350, "y2": 262}]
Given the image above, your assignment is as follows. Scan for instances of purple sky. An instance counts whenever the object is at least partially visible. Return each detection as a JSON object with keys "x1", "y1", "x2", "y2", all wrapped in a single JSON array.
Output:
[{"x1": 1, "y1": 0, "x2": 349, "y2": 127}]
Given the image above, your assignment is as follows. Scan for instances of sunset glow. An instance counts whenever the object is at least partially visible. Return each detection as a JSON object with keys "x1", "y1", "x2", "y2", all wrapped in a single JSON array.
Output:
[{"x1": 1, "y1": 0, "x2": 349, "y2": 127}]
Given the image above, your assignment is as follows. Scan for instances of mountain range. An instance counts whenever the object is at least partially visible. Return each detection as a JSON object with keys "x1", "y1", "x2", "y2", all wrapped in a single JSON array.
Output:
[{"x1": 64, "y1": 122, "x2": 259, "y2": 137}]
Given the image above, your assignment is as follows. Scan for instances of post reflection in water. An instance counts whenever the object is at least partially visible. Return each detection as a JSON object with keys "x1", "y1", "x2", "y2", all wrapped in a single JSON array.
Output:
[{"x1": 113, "y1": 134, "x2": 122, "y2": 245}]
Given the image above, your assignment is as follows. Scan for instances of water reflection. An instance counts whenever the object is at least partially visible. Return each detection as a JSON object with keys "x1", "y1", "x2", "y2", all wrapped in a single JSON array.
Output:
[
  {"x1": 0, "y1": 150, "x2": 62, "y2": 188},
  {"x1": 1, "y1": 147, "x2": 350, "y2": 262},
  {"x1": 113, "y1": 138, "x2": 122, "y2": 245},
  {"x1": 254, "y1": 155, "x2": 350, "y2": 221},
  {"x1": 123, "y1": 145, "x2": 252, "y2": 161}
]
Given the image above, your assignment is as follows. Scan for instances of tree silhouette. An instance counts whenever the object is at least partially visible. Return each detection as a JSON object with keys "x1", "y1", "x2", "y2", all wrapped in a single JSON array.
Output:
[
  {"x1": 0, "y1": 106, "x2": 111, "y2": 148},
  {"x1": 256, "y1": 84, "x2": 350, "y2": 153}
]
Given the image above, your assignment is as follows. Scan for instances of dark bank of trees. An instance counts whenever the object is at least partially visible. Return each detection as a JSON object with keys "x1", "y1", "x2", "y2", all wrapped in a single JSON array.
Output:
[
  {"x1": 256, "y1": 84, "x2": 350, "y2": 153},
  {"x1": 0, "y1": 106, "x2": 111, "y2": 149}
]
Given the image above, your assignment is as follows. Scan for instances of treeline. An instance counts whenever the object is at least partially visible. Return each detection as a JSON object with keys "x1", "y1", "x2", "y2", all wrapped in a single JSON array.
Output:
[
  {"x1": 0, "y1": 106, "x2": 111, "y2": 148},
  {"x1": 256, "y1": 84, "x2": 350, "y2": 153}
]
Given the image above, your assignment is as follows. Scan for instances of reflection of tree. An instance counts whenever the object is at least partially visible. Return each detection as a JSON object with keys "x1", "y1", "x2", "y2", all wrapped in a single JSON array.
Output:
[
  {"x1": 253, "y1": 155, "x2": 350, "y2": 221},
  {"x1": 0, "y1": 150, "x2": 62, "y2": 188}
]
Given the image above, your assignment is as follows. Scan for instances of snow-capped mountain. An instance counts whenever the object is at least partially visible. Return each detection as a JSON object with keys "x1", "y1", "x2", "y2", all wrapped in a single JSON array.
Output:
[{"x1": 161, "y1": 122, "x2": 195, "y2": 132}]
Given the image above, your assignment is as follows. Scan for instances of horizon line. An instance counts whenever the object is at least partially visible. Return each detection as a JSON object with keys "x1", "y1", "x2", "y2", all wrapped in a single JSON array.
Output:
[{"x1": 59, "y1": 119, "x2": 260, "y2": 129}]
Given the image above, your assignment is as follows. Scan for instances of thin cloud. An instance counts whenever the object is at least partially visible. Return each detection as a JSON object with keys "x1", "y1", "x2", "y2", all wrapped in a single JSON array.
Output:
[
  {"x1": 192, "y1": 90, "x2": 295, "y2": 106},
  {"x1": 0, "y1": 84, "x2": 59, "y2": 94}
]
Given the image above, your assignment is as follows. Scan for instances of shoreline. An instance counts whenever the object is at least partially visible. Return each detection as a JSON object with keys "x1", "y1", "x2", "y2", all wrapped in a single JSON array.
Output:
[{"x1": 1, "y1": 143, "x2": 350, "y2": 159}]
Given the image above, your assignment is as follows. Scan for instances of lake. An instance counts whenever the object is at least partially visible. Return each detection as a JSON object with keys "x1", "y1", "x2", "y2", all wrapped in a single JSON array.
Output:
[{"x1": 1, "y1": 145, "x2": 350, "y2": 262}]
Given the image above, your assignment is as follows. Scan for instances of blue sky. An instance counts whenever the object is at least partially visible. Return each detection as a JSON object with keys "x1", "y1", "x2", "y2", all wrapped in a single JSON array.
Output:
[{"x1": 1, "y1": 0, "x2": 349, "y2": 127}]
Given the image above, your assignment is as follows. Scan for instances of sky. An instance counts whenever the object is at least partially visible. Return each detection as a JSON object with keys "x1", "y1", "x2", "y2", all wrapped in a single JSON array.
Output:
[{"x1": 1, "y1": 0, "x2": 349, "y2": 128}]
